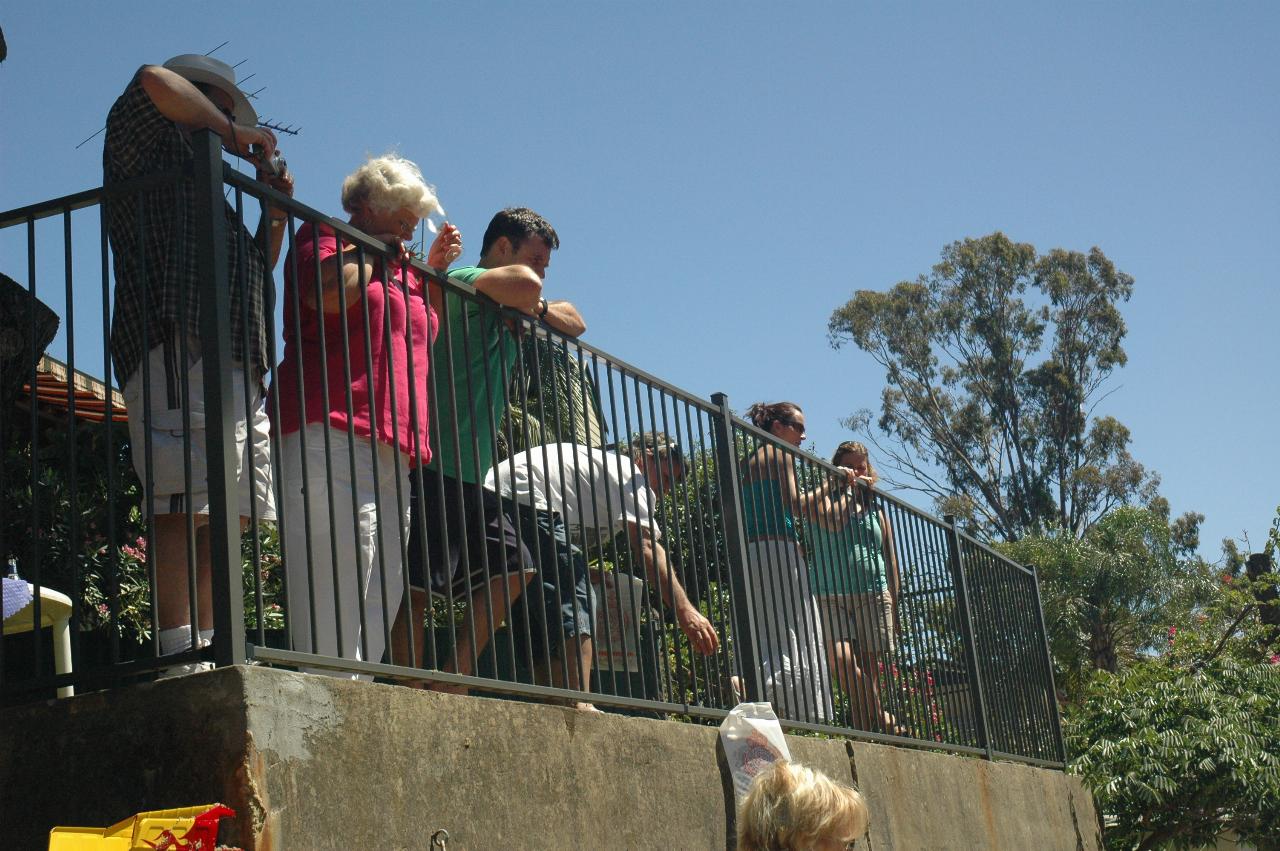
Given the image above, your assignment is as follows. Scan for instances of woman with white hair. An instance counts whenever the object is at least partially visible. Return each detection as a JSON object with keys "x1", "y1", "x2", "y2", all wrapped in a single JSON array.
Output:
[{"x1": 272, "y1": 154, "x2": 462, "y2": 675}]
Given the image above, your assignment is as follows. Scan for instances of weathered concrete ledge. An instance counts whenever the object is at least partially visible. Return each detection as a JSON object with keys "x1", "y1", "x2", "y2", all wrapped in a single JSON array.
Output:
[{"x1": 0, "y1": 666, "x2": 1101, "y2": 850}]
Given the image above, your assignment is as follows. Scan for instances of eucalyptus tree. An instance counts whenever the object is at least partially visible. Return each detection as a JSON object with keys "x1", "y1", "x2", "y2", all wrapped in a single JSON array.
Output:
[{"x1": 829, "y1": 232, "x2": 1155, "y2": 541}]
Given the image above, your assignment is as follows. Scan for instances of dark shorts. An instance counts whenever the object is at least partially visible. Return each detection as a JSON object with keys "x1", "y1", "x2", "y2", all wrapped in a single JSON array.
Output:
[
  {"x1": 508, "y1": 503, "x2": 596, "y2": 662},
  {"x1": 407, "y1": 468, "x2": 533, "y2": 598}
]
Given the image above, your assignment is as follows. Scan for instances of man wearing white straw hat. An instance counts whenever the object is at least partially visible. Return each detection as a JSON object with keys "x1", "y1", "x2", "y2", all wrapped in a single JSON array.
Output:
[{"x1": 104, "y1": 55, "x2": 294, "y2": 676}]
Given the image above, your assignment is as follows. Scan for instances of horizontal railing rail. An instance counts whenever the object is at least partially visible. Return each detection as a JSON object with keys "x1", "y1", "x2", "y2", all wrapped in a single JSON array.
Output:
[{"x1": 0, "y1": 138, "x2": 1064, "y2": 766}]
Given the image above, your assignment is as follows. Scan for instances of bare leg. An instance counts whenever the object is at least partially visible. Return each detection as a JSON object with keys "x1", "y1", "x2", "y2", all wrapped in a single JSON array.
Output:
[
  {"x1": 390, "y1": 587, "x2": 427, "y2": 674},
  {"x1": 549, "y1": 634, "x2": 599, "y2": 712},
  {"x1": 427, "y1": 572, "x2": 531, "y2": 695},
  {"x1": 154, "y1": 513, "x2": 213, "y2": 633},
  {"x1": 855, "y1": 648, "x2": 902, "y2": 734},
  {"x1": 828, "y1": 638, "x2": 881, "y2": 729}
]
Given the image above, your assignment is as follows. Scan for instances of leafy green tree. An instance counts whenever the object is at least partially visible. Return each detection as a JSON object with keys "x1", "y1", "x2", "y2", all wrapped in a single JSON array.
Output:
[
  {"x1": 1068, "y1": 554, "x2": 1280, "y2": 850},
  {"x1": 997, "y1": 507, "x2": 1212, "y2": 701},
  {"x1": 829, "y1": 232, "x2": 1164, "y2": 541}
]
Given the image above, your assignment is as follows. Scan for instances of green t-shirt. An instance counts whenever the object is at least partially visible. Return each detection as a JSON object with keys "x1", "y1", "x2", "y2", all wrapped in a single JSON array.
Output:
[{"x1": 427, "y1": 266, "x2": 519, "y2": 484}]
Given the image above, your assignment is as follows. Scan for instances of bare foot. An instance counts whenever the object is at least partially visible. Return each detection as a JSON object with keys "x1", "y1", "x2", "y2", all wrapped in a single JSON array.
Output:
[{"x1": 574, "y1": 701, "x2": 602, "y2": 713}]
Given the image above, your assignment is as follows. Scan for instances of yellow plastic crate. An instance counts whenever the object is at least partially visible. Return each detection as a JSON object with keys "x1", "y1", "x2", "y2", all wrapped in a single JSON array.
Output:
[{"x1": 48, "y1": 803, "x2": 234, "y2": 850}]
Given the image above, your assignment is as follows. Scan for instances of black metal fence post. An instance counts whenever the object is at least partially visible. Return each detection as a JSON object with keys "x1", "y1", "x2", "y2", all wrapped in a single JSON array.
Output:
[
  {"x1": 944, "y1": 513, "x2": 992, "y2": 759},
  {"x1": 710, "y1": 392, "x2": 761, "y2": 702},
  {"x1": 1029, "y1": 563, "x2": 1067, "y2": 763},
  {"x1": 192, "y1": 130, "x2": 245, "y2": 667}
]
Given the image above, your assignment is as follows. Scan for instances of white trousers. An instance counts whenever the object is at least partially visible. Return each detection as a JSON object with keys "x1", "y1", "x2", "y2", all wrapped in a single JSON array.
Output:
[
  {"x1": 281, "y1": 425, "x2": 410, "y2": 679},
  {"x1": 745, "y1": 539, "x2": 834, "y2": 723}
]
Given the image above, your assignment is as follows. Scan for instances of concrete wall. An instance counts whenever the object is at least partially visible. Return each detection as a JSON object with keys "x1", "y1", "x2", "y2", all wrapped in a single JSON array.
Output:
[{"x1": 0, "y1": 666, "x2": 1101, "y2": 850}]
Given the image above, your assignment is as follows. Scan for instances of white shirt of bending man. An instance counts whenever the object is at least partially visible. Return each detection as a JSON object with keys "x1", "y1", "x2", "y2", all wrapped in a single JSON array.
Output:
[{"x1": 483, "y1": 443, "x2": 660, "y2": 543}]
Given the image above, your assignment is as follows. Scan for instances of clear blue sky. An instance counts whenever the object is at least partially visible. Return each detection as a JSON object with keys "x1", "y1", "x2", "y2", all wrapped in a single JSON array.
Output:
[{"x1": 2, "y1": 2, "x2": 1276, "y2": 559}]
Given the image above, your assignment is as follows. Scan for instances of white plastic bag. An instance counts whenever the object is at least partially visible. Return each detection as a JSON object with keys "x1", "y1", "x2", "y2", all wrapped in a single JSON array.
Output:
[{"x1": 718, "y1": 702, "x2": 792, "y2": 802}]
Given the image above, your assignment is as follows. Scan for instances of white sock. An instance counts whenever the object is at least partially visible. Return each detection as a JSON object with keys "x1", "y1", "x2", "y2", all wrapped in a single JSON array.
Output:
[
  {"x1": 198, "y1": 628, "x2": 214, "y2": 649},
  {"x1": 159, "y1": 625, "x2": 193, "y2": 656}
]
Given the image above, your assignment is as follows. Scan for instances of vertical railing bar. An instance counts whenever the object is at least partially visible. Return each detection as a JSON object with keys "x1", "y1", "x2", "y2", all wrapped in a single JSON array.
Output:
[
  {"x1": 61, "y1": 207, "x2": 79, "y2": 693},
  {"x1": 634, "y1": 378, "x2": 675, "y2": 708},
  {"x1": 676, "y1": 402, "x2": 712, "y2": 704},
  {"x1": 381, "y1": 260, "x2": 413, "y2": 668},
  {"x1": 795, "y1": 453, "x2": 833, "y2": 724},
  {"x1": 551, "y1": 331, "x2": 597, "y2": 706},
  {"x1": 599, "y1": 362, "x2": 639, "y2": 701},
  {"x1": 667, "y1": 391, "x2": 705, "y2": 707},
  {"x1": 759, "y1": 441, "x2": 804, "y2": 722},
  {"x1": 978, "y1": 548, "x2": 1014, "y2": 754},
  {"x1": 97, "y1": 204, "x2": 115, "y2": 683},
  {"x1": 918, "y1": 512, "x2": 960, "y2": 746},
  {"x1": 295, "y1": 214, "x2": 327, "y2": 656},
  {"x1": 692, "y1": 407, "x2": 732, "y2": 705},
  {"x1": 1028, "y1": 562, "x2": 1066, "y2": 762},
  {"x1": 944, "y1": 513, "x2": 991, "y2": 758},
  {"x1": 25, "y1": 217, "x2": 45, "y2": 677},
  {"x1": 567, "y1": 339, "x2": 615, "y2": 702},
  {"x1": 355, "y1": 252, "x2": 390, "y2": 664},
  {"x1": 806, "y1": 458, "x2": 845, "y2": 727},
  {"x1": 971, "y1": 546, "x2": 1010, "y2": 754},
  {"x1": 430, "y1": 286, "x2": 463, "y2": 673},
  {"x1": 330, "y1": 236, "x2": 363, "y2": 662},
  {"x1": 133, "y1": 199, "x2": 154, "y2": 668},
  {"x1": 527, "y1": 326, "x2": 574, "y2": 696},
  {"x1": 589, "y1": 355, "x2": 631, "y2": 702},
  {"x1": 192, "y1": 134, "x2": 244, "y2": 666},
  {"x1": 490, "y1": 300, "x2": 526, "y2": 678},
  {"x1": 262, "y1": 212, "x2": 292, "y2": 653},
  {"x1": 710, "y1": 398, "x2": 761, "y2": 703},
  {"x1": 901, "y1": 504, "x2": 942, "y2": 742},
  {"x1": 233, "y1": 187, "x2": 264, "y2": 647},
  {"x1": 510, "y1": 322, "x2": 553, "y2": 682}
]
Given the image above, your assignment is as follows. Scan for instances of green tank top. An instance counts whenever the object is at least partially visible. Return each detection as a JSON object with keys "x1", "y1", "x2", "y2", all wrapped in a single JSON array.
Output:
[
  {"x1": 740, "y1": 478, "x2": 796, "y2": 539},
  {"x1": 808, "y1": 507, "x2": 887, "y2": 595}
]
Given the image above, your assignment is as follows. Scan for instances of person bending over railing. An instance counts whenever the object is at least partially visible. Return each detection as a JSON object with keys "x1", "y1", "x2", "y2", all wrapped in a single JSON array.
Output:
[
  {"x1": 738, "y1": 401, "x2": 858, "y2": 723},
  {"x1": 270, "y1": 154, "x2": 461, "y2": 676},
  {"x1": 809, "y1": 442, "x2": 904, "y2": 736},
  {"x1": 484, "y1": 432, "x2": 719, "y2": 712}
]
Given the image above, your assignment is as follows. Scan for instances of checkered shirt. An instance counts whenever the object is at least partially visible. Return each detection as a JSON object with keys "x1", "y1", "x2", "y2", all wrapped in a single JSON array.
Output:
[{"x1": 104, "y1": 70, "x2": 271, "y2": 387}]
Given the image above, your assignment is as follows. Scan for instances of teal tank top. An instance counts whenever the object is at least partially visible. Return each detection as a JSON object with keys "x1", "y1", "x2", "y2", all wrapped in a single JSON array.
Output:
[
  {"x1": 808, "y1": 507, "x2": 887, "y2": 595},
  {"x1": 740, "y1": 478, "x2": 796, "y2": 539}
]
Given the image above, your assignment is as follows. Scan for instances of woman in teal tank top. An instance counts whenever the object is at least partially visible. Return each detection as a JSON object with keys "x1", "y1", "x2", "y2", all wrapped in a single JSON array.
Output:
[
  {"x1": 737, "y1": 401, "x2": 859, "y2": 725},
  {"x1": 809, "y1": 442, "x2": 902, "y2": 735}
]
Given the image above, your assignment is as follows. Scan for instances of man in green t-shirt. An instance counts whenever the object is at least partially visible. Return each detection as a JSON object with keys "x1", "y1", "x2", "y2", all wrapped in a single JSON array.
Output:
[{"x1": 395, "y1": 208, "x2": 586, "y2": 690}]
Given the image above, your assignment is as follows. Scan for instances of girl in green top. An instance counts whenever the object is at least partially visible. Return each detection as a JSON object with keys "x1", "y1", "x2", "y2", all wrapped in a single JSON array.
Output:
[{"x1": 810, "y1": 441, "x2": 903, "y2": 735}]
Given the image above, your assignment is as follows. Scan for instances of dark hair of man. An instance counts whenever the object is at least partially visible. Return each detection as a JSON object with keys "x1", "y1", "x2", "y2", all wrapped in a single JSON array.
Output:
[{"x1": 479, "y1": 206, "x2": 560, "y2": 258}]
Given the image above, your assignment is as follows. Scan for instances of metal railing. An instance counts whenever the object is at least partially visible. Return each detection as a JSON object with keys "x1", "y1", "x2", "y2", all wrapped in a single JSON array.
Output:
[{"x1": 0, "y1": 132, "x2": 1064, "y2": 766}]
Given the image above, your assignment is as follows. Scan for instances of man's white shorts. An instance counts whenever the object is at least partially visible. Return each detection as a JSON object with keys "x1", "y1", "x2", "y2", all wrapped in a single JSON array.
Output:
[{"x1": 123, "y1": 345, "x2": 275, "y2": 521}]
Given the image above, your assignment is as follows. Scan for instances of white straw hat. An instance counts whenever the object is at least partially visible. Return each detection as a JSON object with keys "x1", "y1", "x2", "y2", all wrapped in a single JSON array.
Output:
[{"x1": 162, "y1": 54, "x2": 258, "y2": 126}]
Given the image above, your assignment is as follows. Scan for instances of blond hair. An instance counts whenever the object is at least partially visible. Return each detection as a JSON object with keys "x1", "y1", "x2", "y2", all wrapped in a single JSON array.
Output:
[
  {"x1": 340, "y1": 154, "x2": 444, "y2": 220},
  {"x1": 737, "y1": 761, "x2": 869, "y2": 851}
]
